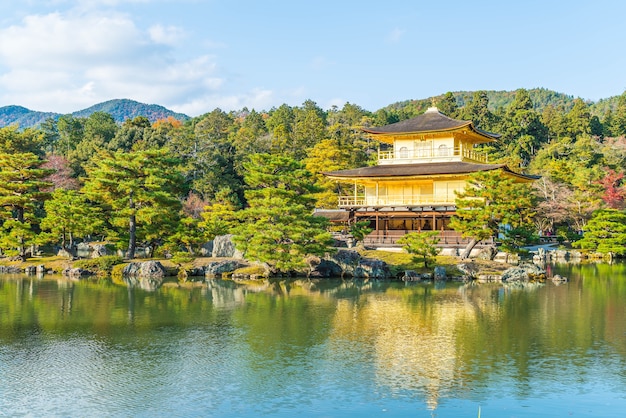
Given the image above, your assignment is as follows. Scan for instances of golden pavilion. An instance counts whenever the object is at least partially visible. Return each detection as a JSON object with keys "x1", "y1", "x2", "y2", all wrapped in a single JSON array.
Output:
[{"x1": 323, "y1": 106, "x2": 537, "y2": 246}]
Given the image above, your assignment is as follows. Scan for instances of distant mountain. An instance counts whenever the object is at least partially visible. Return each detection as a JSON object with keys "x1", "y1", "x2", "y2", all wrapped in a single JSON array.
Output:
[
  {"x1": 71, "y1": 99, "x2": 189, "y2": 123},
  {"x1": 0, "y1": 105, "x2": 58, "y2": 128},
  {"x1": 0, "y1": 99, "x2": 189, "y2": 128}
]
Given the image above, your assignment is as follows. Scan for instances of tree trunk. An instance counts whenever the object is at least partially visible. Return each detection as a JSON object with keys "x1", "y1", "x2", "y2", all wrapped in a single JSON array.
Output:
[
  {"x1": 127, "y1": 192, "x2": 136, "y2": 259},
  {"x1": 17, "y1": 207, "x2": 26, "y2": 261},
  {"x1": 460, "y1": 238, "x2": 479, "y2": 259}
]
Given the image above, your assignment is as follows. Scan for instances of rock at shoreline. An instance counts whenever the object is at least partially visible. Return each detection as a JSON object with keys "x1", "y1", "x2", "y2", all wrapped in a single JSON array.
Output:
[
  {"x1": 354, "y1": 257, "x2": 391, "y2": 279},
  {"x1": 306, "y1": 256, "x2": 343, "y2": 278},
  {"x1": 434, "y1": 266, "x2": 447, "y2": 281},
  {"x1": 62, "y1": 267, "x2": 94, "y2": 279},
  {"x1": 120, "y1": 261, "x2": 168, "y2": 290},
  {"x1": 203, "y1": 260, "x2": 245, "y2": 277},
  {"x1": 0, "y1": 265, "x2": 22, "y2": 274},
  {"x1": 122, "y1": 261, "x2": 167, "y2": 278},
  {"x1": 501, "y1": 263, "x2": 546, "y2": 283}
]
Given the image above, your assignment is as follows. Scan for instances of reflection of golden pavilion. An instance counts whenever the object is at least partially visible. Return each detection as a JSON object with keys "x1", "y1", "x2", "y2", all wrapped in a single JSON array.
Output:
[{"x1": 329, "y1": 286, "x2": 482, "y2": 410}]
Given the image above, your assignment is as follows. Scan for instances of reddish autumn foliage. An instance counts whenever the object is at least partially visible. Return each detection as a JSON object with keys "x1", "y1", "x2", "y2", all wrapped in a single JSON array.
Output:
[
  {"x1": 600, "y1": 168, "x2": 626, "y2": 209},
  {"x1": 41, "y1": 155, "x2": 79, "y2": 191}
]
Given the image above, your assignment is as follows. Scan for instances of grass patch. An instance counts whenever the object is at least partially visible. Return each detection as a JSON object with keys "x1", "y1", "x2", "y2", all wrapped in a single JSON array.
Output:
[
  {"x1": 358, "y1": 250, "x2": 466, "y2": 276},
  {"x1": 74, "y1": 256, "x2": 124, "y2": 274}
]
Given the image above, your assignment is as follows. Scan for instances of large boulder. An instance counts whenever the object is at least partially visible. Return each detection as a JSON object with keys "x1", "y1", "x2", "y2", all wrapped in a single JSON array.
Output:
[
  {"x1": 354, "y1": 258, "x2": 392, "y2": 279},
  {"x1": 90, "y1": 244, "x2": 109, "y2": 258},
  {"x1": 0, "y1": 265, "x2": 22, "y2": 274},
  {"x1": 501, "y1": 263, "x2": 546, "y2": 283},
  {"x1": 456, "y1": 263, "x2": 478, "y2": 280},
  {"x1": 203, "y1": 260, "x2": 245, "y2": 277},
  {"x1": 122, "y1": 261, "x2": 167, "y2": 278},
  {"x1": 307, "y1": 256, "x2": 343, "y2": 278},
  {"x1": 199, "y1": 241, "x2": 214, "y2": 256},
  {"x1": 212, "y1": 235, "x2": 243, "y2": 259},
  {"x1": 62, "y1": 267, "x2": 94, "y2": 279},
  {"x1": 328, "y1": 249, "x2": 361, "y2": 277},
  {"x1": 120, "y1": 261, "x2": 168, "y2": 290},
  {"x1": 433, "y1": 266, "x2": 447, "y2": 281}
]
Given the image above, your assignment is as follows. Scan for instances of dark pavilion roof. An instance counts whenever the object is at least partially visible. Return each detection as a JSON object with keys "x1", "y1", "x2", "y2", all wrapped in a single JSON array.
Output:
[
  {"x1": 324, "y1": 161, "x2": 540, "y2": 181},
  {"x1": 363, "y1": 107, "x2": 501, "y2": 139}
]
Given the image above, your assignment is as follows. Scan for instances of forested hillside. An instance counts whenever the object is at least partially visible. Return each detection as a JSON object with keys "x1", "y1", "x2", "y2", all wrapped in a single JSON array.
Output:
[
  {"x1": 2, "y1": 88, "x2": 626, "y2": 265},
  {"x1": 0, "y1": 99, "x2": 189, "y2": 128}
]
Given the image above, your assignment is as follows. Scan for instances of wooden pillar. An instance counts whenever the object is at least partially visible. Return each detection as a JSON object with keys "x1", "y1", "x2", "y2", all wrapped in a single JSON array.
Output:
[{"x1": 432, "y1": 213, "x2": 436, "y2": 231}]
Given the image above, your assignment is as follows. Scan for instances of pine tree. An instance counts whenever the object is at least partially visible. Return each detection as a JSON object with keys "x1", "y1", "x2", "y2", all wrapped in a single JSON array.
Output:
[
  {"x1": 573, "y1": 209, "x2": 626, "y2": 256},
  {"x1": 234, "y1": 154, "x2": 333, "y2": 273},
  {"x1": 82, "y1": 149, "x2": 184, "y2": 259},
  {"x1": 40, "y1": 189, "x2": 104, "y2": 252},
  {"x1": 0, "y1": 153, "x2": 53, "y2": 260},
  {"x1": 397, "y1": 231, "x2": 440, "y2": 268},
  {"x1": 449, "y1": 170, "x2": 536, "y2": 258}
]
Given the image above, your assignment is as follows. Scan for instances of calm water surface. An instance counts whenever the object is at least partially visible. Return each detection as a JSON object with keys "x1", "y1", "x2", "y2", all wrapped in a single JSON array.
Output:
[{"x1": 1, "y1": 263, "x2": 625, "y2": 417}]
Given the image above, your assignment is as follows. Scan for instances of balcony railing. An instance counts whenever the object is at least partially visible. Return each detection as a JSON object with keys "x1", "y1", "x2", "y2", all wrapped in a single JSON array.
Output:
[
  {"x1": 338, "y1": 194, "x2": 456, "y2": 208},
  {"x1": 378, "y1": 146, "x2": 488, "y2": 164},
  {"x1": 363, "y1": 230, "x2": 494, "y2": 246}
]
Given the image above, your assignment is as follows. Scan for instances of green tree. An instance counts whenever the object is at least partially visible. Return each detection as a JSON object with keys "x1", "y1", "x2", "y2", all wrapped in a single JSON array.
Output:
[
  {"x1": 40, "y1": 189, "x2": 103, "y2": 252},
  {"x1": 0, "y1": 153, "x2": 53, "y2": 260},
  {"x1": 56, "y1": 115, "x2": 85, "y2": 158},
  {"x1": 108, "y1": 116, "x2": 151, "y2": 152},
  {"x1": 436, "y1": 92, "x2": 459, "y2": 118},
  {"x1": 449, "y1": 170, "x2": 536, "y2": 258},
  {"x1": 234, "y1": 154, "x2": 333, "y2": 273},
  {"x1": 397, "y1": 231, "x2": 440, "y2": 268},
  {"x1": 199, "y1": 187, "x2": 240, "y2": 241},
  {"x1": 573, "y1": 209, "x2": 626, "y2": 256},
  {"x1": 82, "y1": 149, "x2": 184, "y2": 259},
  {"x1": 0, "y1": 126, "x2": 45, "y2": 155},
  {"x1": 303, "y1": 139, "x2": 352, "y2": 208}
]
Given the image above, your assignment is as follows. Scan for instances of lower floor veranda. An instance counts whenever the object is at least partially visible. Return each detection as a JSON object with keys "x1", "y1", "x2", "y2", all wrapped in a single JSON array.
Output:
[{"x1": 331, "y1": 207, "x2": 494, "y2": 247}]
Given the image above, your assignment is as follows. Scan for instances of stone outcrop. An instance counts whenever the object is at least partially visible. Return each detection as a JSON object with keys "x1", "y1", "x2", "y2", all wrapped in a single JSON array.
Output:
[
  {"x1": 354, "y1": 257, "x2": 391, "y2": 279},
  {"x1": 122, "y1": 261, "x2": 167, "y2": 278},
  {"x1": 501, "y1": 263, "x2": 546, "y2": 283},
  {"x1": 62, "y1": 267, "x2": 94, "y2": 279},
  {"x1": 456, "y1": 263, "x2": 478, "y2": 280},
  {"x1": 306, "y1": 256, "x2": 343, "y2": 278},
  {"x1": 433, "y1": 266, "x2": 447, "y2": 281},
  {"x1": 90, "y1": 244, "x2": 109, "y2": 258},
  {"x1": 0, "y1": 265, "x2": 22, "y2": 274},
  {"x1": 212, "y1": 235, "x2": 243, "y2": 259},
  {"x1": 203, "y1": 260, "x2": 245, "y2": 277},
  {"x1": 120, "y1": 261, "x2": 168, "y2": 290},
  {"x1": 306, "y1": 250, "x2": 392, "y2": 279}
]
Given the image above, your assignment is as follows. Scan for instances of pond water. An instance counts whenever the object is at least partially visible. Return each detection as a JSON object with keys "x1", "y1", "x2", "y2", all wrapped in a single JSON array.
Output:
[{"x1": 1, "y1": 263, "x2": 625, "y2": 417}]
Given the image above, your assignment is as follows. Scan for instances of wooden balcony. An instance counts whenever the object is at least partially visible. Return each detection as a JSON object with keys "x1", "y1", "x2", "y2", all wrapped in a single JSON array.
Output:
[
  {"x1": 363, "y1": 230, "x2": 494, "y2": 247},
  {"x1": 378, "y1": 146, "x2": 488, "y2": 164},
  {"x1": 338, "y1": 194, "x2": 455, "y2": 208}
]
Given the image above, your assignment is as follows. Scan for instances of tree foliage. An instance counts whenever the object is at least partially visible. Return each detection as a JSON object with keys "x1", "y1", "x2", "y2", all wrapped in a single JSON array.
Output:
[
  {"x1": 82, "y1": 149, "x2": 184, "y2": 258},
  {"x1": 233, "y1": 154, "x2": 333, "y2": 273},
  {"x1": 450, "y1": 170, "x2": 536, "y2": 257},
  {"x1": 0, "y1": 153, "x2": 53, "y2": 259},
  {"x1": 397, "y1": 231, "x2": 440, "y2": 268},
  {"x1": 573, "y1": 209, "x2": 626, "y2": 255}
]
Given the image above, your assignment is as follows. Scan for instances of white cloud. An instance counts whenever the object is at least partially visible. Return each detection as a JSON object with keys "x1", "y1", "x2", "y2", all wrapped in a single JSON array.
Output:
[
  {"x1": 0, "y1": 9, "x2": 255, "y2": 115},
  {"x1": 149, "y1": 24, "x2": 186, "y2": 46}
]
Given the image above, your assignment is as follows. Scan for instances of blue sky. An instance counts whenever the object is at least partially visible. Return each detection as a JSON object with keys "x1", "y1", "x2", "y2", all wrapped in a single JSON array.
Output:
[{"x1": 0, "y1": 0, "x2": 624, "y2": 116}]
